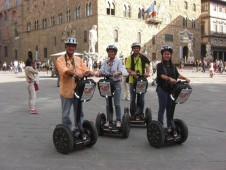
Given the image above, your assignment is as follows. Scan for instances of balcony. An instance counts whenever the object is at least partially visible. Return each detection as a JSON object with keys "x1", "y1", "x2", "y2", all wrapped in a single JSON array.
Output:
[{"x1": 145, "y1": 12, "x2": 162, "y2": 25}]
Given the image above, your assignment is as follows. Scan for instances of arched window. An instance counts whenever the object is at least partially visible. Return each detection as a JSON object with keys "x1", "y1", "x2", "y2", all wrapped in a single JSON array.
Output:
[
  {"x1": 27, "y1": 22, "x2": 31, "y2": 31},
  {"x1": 138, "y1": 7, "x2": 144, "y2": 19},
  {"x1": 192, "y1": 18, "x2": 196, "y2": 29},
  {"x1": 66, "y1": 9, "x2": 71, "y2": 22},
  {"x1": 107, "y1": 1, "x2": 115, "y2": 15},
  {"x1": 123, "y1": 4, "x2": 131, "y2": 17},
  {"x1": 86, "y1": 3, "x2": 92, "y2": 16},
  {"x1": 42, "y1": 18, "x2": 47, "y2": 28},
  {"x1": 137, "y1": 32, "x2": 141, "y2": 43},
  {"x1": 184, "y1": 1, "x2": 188, "y2": 10},
  {"x1": 34, "y1": 20, "x2": 38, "y2": 30},
  {"x1": 114, "y1": 29, "x2": 118, "y2": 42},
  {"x1": 193, "y1": 4, "x2": 196, "y2": 11},
  {"x1": 76, "y1": 6, "x2": 81, "y2": 19},
  {"x1": 50, "y1": 15, "x2": 55, "y2": 26},
  {"x1": 183, "y1": 16, "x2": 188, "y2": 28},
  {"x1": 58, "y1": 13, "x2": 62, "y2": 24}
]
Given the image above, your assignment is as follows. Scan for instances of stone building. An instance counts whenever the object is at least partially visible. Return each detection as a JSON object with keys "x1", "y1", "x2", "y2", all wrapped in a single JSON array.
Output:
[
  {"x1": 0, "y1": 0, "x2": 201, "y2": 65},
  {"x1": 201, "y1": 0, "x2": 226, "y2": 62}
]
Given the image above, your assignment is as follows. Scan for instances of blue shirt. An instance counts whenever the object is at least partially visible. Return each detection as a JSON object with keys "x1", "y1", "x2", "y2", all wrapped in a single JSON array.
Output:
[{"x1": 100, "y1": 57, "x2": 125, "y2": 81}]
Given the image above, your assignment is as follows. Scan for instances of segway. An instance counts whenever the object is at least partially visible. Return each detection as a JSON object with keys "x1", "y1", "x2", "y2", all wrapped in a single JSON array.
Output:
[
  {"x1": 53, "y1": 75, "x2": 98, "y2": 154},
  {"x1": 147, "y1": 80, "x2": 192, "y2": 148},
  {"x1": 95, "y1": 74, "x2": 130, "y2": 138},
  {"x1": 127, "y1": 72, "x2": 152, "y2": 127}
]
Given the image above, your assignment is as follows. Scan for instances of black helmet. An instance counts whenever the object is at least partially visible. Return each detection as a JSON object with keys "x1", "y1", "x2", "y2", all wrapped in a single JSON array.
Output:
[
  {"x1": 160, "y1": 45, "x2": 173, "y2": 55},
  {"x1": 131, "y1": 42, "x2": 141, "y2": 48},
  {"x1": 106, "y1": 45, "x2": 118, "y2": 53}
]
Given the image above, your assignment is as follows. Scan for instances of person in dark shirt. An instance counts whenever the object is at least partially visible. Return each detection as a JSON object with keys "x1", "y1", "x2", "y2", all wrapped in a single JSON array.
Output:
[{"x1": 156, "y1": 45, "x2": 190, "y2": 132}]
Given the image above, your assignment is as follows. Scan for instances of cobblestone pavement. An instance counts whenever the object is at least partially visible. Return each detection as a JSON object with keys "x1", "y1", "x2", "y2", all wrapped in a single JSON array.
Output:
[{"x1": 0, "y1": 69, "x2": 226, "y2": 170}]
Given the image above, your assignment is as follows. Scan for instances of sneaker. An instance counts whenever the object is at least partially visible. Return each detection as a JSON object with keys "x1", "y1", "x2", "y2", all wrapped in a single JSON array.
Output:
[
  {"x1": 30, "y1": 109, "x2": 38, "y2": 114},
  {"x1": 104, "y1": 121, "x2": 109, "y2": 127},
  {"x1": 116, "y1": 121, "x2": 121, "y2": 128}
]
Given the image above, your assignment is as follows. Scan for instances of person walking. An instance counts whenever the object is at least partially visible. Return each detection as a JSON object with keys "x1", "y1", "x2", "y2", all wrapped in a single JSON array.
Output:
[
  {"x1": 56, "y1": 36, "x2": 93, "y2": 133},
  {"x1": 25, "y1": 58, "x2": 39, "y2": 114},
  {"x1": 125, "y1": 42, "x2": 150, "y2": 120},
  {"x1": 156, "y1": 45, "x2": 190, "y2": 132},
  {"x1": 95, "y1": 45, "x2": 124, "y2": 127}
]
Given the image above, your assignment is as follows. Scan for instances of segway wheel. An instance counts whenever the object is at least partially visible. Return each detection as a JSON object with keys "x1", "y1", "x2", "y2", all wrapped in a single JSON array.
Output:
[
  {"x1": 53, "y1": 124, "x2": 74, "y2": 154},
  {"x1": 83, "y1": 120, "x2": 98, "y2": 147},
  {"x1": 145, "y1": 107, "x2": 152, "y2": 127},
  {"x1": 95, "y1": 112, "x2": 106, "y2": 136},
  {"x1": 174, "y1": 119, "x2": 188, "y2": 144},
  {"x1": 121, "y1": 113, "x2": 130, "y2": 138},
  {"x1": 147, "y1": 121, "x2": 165, "y2": 148}
]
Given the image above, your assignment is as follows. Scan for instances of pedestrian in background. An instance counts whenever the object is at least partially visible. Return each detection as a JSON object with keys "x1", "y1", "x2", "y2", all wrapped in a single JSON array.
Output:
[{"x1": 25, "y1": 58, "x2": 39, "y2": 114}]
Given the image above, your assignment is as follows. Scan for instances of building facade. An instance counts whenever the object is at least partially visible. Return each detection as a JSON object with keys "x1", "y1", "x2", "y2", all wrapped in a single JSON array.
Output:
[
  {"x1": 201, "y1": 0, "x2": 226, "y2": 62},
  {"x1": 0, "y1": 0, "x2": 201, "y2": 65}
]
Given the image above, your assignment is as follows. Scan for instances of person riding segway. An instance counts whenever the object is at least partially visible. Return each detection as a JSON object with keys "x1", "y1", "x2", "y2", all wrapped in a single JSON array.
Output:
[
  {"x1": 146, "y1": 45, "x2": 191, "y2": 148},
  {"x1": 53, "y1": 37, "x2": 98, "y2": 154},
  {"x1": 95, "y1": 45, "x2": 130, "y2": 138},
  {"x1": 125, "y1": 42, "x2": 152, "y2": 127}
]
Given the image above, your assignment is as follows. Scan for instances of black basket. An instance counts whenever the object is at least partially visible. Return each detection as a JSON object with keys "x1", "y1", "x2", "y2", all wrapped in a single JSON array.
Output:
[
  {"x1": 74, "y1": 78, "x2": 96, "y2": 102},
  {"x1": 170, "y1": 82, "x2": 192, "y2": 104},
  {"x1": 133, "y1": 77, "x2": 148, "y2": 94},
  {"x1": 97, "y1": 78, "x2": 115, "y2": 97}
]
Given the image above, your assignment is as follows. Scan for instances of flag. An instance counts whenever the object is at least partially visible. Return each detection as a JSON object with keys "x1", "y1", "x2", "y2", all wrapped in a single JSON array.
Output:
[{"x1": 145, "y1": 1, "x2": 155, "y2": 13}]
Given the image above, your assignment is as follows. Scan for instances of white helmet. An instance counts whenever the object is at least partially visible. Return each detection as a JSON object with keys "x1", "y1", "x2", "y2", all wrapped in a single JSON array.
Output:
[{"x1": 64, "y1": 37, "x2": 77, "y2": 45}]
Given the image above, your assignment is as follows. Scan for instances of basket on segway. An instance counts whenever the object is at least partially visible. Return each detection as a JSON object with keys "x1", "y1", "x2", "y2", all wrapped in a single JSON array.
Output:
[
  {"x1": 53, "y1": 75, "x2": 98, "y2": 154},
  {"x1": 147, "y1": 80, "x2": 192, "y2": 148}
]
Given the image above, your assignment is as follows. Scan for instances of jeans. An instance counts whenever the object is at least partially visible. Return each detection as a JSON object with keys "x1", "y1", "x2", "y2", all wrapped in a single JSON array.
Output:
[
  {"x1": 106, "y1": 82, "x2": 121, "y2": 121},
  {"x1": 156, "y1": 86, "x2": 173, "y2": 127},
  {"x1": 129, "y1": 83, "x2": 145, "y2": 115},
  {"x1": 60, "y1": 95, "x2": 84, "y2": 130}
]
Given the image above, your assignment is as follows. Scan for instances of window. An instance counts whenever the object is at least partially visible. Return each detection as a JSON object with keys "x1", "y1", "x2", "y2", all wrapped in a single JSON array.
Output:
[
  {"x1": 193, "y1": 4, "x2": 196, "y2": 11},
  {"x1": 219, "y1": 5, "x2": 223, "y2": 12},
  {"x1": 201, "y1": 2, "x2": 208, "y2": 12},
  {"x1": 192, "y1": 19, "x2": 196, "y2": 29},
  {"x1": 213, "y1": 4, "x2": 217, "y2": 11},
  {"x1": 86, "y1": 3, "x2": 92, "y2": 16},
  {"x1": 138, "y1": 7, "x2": 144, "y2": 19},
  {"x1": 44, "y1": 48, "x2": 47, "y2": 58},
  {"x1": 58, "y1": 13, "x2": 62, "y2": 24},
  {"x1": 15, "y1": 50, "x2": 18, "y2": 59},
  {"x1": 183, "y1": 17, "x2": 187, "y2": 28},
  {"x1": 123, "y1": 4, "x2": 131, "y2": 17},
  {"x1": 184, "y1": 1, "x2": 188, "y2": 10},
  {"x1": 107, "y1": 1, "x2": 115, "y2": 15},
  {"x1": 114, "y1": 29, "x2": 118, "y2": 42},
  {"x1": 42, "y1": 18, "x2": 47, "y2": 29},
  {"x1": 214, "y1": 24, "x2": 217, "y2": 32},
  {"x1": 84, "y1": 30, "x2": 87, "y2": 43},
  {"x1": 165, "y1": 34, "x2": 173, "y2": 42},
  {"x1": 76, "y1": 6, "x2": 81, "y2": 19},
  {"x1": 27, "y1": 22, "x2": 31, "y2": 31},
  {"x1": 14, "y1": 22, "x2": 19, "y2": 37},
  {"x1": 168, "y1": 0, "x2": 172, "y2": 5},
  {"x1": 54, "y1": 36, "x2": 56, "y2": 46},
  {"x1": 14, "y1": 0, "x2": 19, "y2": 7},
  {"x1": 66, "y1": 9, "x2": 71, "y2": 22},
  {"x1": 5, "y1": 46, "x2": 8, "y2": 58},
  {"x1": 5, "y1": 0, "x2": 10, "y2": 10},
  {"x1": 34, "y1": 20, "x2": 38, "y2": 30},
  {"x1": 137, "y1": 32, "x2": 141, "y2": 43},
  {"x1": 152, "y1": 35, "x2": 155, "y2": 45},
  {"x1": 220, "y1": 25, "x2": 223, "y2": 33},
  {"x1": 50, "y1": 15, "x2": 55, "y2": 26}
]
